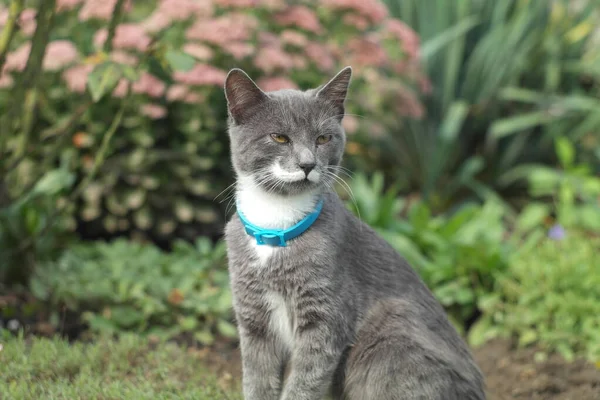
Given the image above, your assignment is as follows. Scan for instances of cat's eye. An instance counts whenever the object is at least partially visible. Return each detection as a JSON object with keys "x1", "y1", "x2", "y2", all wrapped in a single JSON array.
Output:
[
  {"x1": 316, "y1": 134, "x2": 332, "y2": 145},
  {"x1": 270, "y1": 133, "x2": 290, "y2": 144}
]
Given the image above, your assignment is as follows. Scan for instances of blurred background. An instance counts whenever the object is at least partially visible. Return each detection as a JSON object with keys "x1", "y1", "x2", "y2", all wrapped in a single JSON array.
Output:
[{"x1": 0, "y1": 0, "x2": 599, "y2": 398}]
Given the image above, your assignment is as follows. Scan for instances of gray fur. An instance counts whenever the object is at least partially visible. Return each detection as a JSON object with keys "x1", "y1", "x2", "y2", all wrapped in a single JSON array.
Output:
[{"x1": 223, "y1": 67, "x2": 486, "y2": 400}]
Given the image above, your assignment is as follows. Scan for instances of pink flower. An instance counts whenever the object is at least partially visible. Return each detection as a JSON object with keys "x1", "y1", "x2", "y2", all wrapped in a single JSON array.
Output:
[
  {"x1": 140, "y1": 11, "x2": 172, "y2": 33},
  {"x1": 292, "y1": 54, "x2": 308, "y2": 69},
  {"x1": 3, "y1": 43, "x2": 31, "y2": 72},
  {"x1": 220, "y1": 42, "x2": 254, "y2": 60},
  {"x1": 305, "y1": 42, "x2": 335, "y2": 71},
  {"x1": 62, "y1": 64, "x2": 94, "y2": 92},
  {"x1": 186, "y1": 13, "x2": 257, "y2": 45},
  {"x1": 57, "y1": 0, "x2": 84, "y2": 11},
  {"x1": 94, "y1": 24, "x2": 152, "y2": 52},
  {"x1": 281, "y1": 30, "x2": 308, "y2": 47},
  {"x1": 19, "y1": 9, "x2": 37, "y2": 36},
  {"x1": 141, "y1": 104, "x2": 167, "y2": 119},
  {"x1": 260, "y1": 0, "x2": 286, "y2": 10},
  {"x1": 347, "y1": 37, "x2": 387, "y2": 67},
  {"x1": 166, "y1": 84, "x2": 204, "y2": 103},
  {"x1": 142, "y1": 0, "x2": 212, "y2": 32},
  {"x1": 322, "y1": 0, "x2": 388, "y2": 24},
  {"x1": 215, "y1": 0, "x2": 258, "y2": 6},
  {"x1": 166, "y1": 84, "x2": 189, "y2": 101},
  {"x1": 256, "y1": 76, "x2": 298, "y2": 92},
  {"x1": 173, "y1": 64, "x2": 227, "y2": 86},
  {"x1": 386, "y1": 19, "x2": 420, "y2": 59},
  {"x1": 254, "y1": 47, "x2": 295, "y2": 74},
  {"x1": 111, "y1": 50, "x2": 138, "y2": 65},
  {"x1": 343, "y1": 115, "x2": 359, "y2": 134},
  {"x1": 182, "y1": 43, "x2": 214, "y2": 61},
  {"x1": 275, "y1": 6, "x2": 322, "y2": 34},
  {"x1": 158, "y1": 0, "x2": 212, "y2": 20},
  {"x1": 0, "y1": 72, "x2": 13, "y2": 88},
  {"x1": 343, "y1": 13, "x2": 370, "y2": 30},
  {"x1": 132, "y1": 72, "x2": 166, "y2": 98},
  {"x1": 43, "y1": 40, "x2": 79, "y2": 71},
  {"x1": 112, "y1": 79, "x2": 129, "y2": 97},
  {"x1": 79, "y1": 0, "x2": 132, "y2": 20}
]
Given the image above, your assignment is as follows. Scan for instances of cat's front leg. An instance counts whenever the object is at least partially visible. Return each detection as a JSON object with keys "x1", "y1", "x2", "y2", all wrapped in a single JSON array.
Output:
[
  {"x1": 280, "y1": 313, "x2": 348, "y2": 400},
  {"x1": 239, "y1": 330, "x2": 286, "y2": 400}
]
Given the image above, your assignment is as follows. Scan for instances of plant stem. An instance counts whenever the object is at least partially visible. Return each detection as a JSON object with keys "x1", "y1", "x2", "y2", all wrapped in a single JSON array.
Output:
[
  {"x1": 6, "y1": 0, "x2": 57, "y2": 163},
  {"x1": 104, "y1": 0, "x2": 127, "y2": 53},
  {"x1": 0, "y1": 0, "x2": 25, "y2": 73},
  {"x1": 0, "y1": 0, "x2": 25, "y2": 160}
]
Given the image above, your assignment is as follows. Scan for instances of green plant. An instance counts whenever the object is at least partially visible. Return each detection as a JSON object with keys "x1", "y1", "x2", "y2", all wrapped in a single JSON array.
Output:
[
  {"x1": 0, "y1": 0, "x2": 424, "y2": 247},
  {"x1": 345, "y1": 172, "x2": 511, "y2": 331},
  {"x1": 0, "y1": 334, "x2": 242, "y2": 399},
  {"x1": 526, "y1": 136, "x2": 600, "y2": 231},
  {"x1": 469, "y1": 232, "x2": 600, "y2": 363},
  {"x1": 382, "y1": 0, "x2": 600, "y2": 211},
  {"x1": 29, "y1": 237, "x2": 233, "y2": 344},
  {"x1": 0, "y1": 166, "x2": 75, "y2": 285}
]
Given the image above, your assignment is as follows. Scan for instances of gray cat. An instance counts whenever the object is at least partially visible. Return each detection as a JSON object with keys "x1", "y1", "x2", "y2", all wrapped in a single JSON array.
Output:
[{"x1": 223, "y1": 66, "x2": 486, "y2": 400}]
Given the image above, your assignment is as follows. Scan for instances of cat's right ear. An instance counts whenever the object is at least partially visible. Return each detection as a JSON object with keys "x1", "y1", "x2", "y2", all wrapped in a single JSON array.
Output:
[{"x1": 224, "y1": 69, "x2": 267, "y2": 125}]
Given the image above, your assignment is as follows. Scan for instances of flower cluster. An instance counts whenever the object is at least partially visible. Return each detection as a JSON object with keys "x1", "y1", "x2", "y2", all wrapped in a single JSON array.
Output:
[
  {"x1": 0, "y1": 0, "x2": 425, "y2": 243},
  {"x1": 1, "y1": 0, "x2": 425, "y2": 120}
]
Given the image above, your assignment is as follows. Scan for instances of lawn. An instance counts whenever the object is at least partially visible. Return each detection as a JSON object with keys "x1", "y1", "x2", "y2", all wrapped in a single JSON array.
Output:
[{"x1": 0, "y1": 335, "x2": 241, "y2": 400}]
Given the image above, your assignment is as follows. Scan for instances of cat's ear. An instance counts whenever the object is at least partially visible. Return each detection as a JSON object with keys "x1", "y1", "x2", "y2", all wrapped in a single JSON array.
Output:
[
  {"x1": 316, "y1": 66, "x2": 352, "y2": 117},
  {"x1": 224, "y1": 69, "x2": 268, "y2": 125}
]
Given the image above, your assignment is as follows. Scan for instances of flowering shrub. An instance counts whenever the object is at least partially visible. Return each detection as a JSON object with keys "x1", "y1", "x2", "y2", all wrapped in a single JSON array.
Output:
[{"x1": 0, "y1": 0, "x2": 424, "y2": 244}]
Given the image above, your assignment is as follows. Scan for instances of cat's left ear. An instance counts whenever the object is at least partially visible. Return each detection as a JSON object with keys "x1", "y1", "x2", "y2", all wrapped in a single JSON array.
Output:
[
  {"x1": 316, "y1": 66, "x2": 352, "y2": 118},
  {"x1": 224, "y1": 68, "x2": 268, "y2": 125}
]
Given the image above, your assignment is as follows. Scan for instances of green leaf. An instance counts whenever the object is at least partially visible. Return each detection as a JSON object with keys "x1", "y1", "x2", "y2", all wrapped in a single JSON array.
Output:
[
  {"x1": 440, "y1": 101, "x2": 469, "y2": 142},
  {"x1": 516, "y1": 203, "x2": 550, "y2": 233},
  {"x1": 217, "y1": 320, "x2": 238, "y2": 338},
  {"x1": 194, "y1": 329, "x2": 215, "y2": 345},
  {"x1": 420, "y1": 16, "x2": 480, "y2": 61},
  {"x1": 32, "y1": 169, "x2": 75, "y2": 197},
  {"x1": 85, "y1": 313, "x2": 118, "y2": 333},
  {"x1": 467, "y1": 317, "x2": 497, "y2": 348},
  {"x1": 87, "y1": 62, "x2": 124, "y2": 102},
  {"x1": 555, "y1": 136, "x2": 575, "y2": 169},
  {"x1": 519, "y1": 329, "x2": 538, "y2": 347},
  {"x1": 164, "y1": 49, "x2": 195, "y2": 71},
  {"x1": 490, "y1": 111, "x2": 556, "y2": 138}
]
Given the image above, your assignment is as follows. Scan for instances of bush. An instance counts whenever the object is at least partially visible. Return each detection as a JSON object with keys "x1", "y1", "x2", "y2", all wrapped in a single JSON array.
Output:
[
  {"x1": 0, "y1": 0, "x2": 424, "y2": 249},
  {"x1": 382, "y1": 0, "x2": 600, "y2": 211},
  {"x1": 29, "y1": 237, "x2": 233, "y2": 344},
  {"x1": 470, "y1": 232, "x2": 600, "y2": 363}
]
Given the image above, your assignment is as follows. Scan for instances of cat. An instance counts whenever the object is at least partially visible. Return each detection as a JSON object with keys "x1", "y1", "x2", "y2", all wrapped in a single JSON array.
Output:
[{"x1": 223, "y1": 66, "x2": 486, "y2": 400}]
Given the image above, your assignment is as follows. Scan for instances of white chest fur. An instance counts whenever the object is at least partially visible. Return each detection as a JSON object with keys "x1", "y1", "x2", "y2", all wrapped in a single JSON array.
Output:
[
  {"x1": 236, "y1": 175, "x2": 318, "y2": 265},
  {"x1": 264, "y1": 291, "x2": 294, "y2": 350}
]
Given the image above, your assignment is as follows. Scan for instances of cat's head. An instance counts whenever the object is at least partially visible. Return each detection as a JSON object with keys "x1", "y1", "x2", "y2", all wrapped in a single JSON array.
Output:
[{"x1": 224, "y1": 67, "x2": 352, "y2": 196}]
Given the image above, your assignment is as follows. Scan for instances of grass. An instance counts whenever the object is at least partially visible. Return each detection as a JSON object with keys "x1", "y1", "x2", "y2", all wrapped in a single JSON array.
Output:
[{"x1": 0, "y1": 334, "x2": 242, "y2": 400}]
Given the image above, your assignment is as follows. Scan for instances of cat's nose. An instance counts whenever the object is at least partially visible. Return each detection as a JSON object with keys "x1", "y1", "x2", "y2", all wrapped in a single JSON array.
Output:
[{"x1": 299, "y1": 162, "x2": 316, "y2": 176}]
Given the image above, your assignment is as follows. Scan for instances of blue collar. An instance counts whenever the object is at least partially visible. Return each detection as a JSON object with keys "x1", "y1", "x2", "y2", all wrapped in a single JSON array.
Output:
[{"x1": 237, "y1": 198, "x2": 324, "y2": 247}]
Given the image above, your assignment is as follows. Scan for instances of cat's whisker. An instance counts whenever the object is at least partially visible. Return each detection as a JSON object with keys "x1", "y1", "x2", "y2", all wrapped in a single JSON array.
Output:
[
  {"x1": 326, "y1": 165, "x2": 354, "y2": 180},
  {"x1": 214, "y1": 181, "x2": 237, "y2": 202},
  {"x1": 324, "y1": 170, "x2": 362, "y2": 225}
]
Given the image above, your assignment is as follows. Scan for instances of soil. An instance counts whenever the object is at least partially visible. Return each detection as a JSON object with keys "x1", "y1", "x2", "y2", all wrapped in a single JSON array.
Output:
[
  {"x1": 202, "y1": 339, "x2": 600, "y2": 400},
  {"x1": 474, "y1": 340, "x2": 600, "y2": 400}
]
